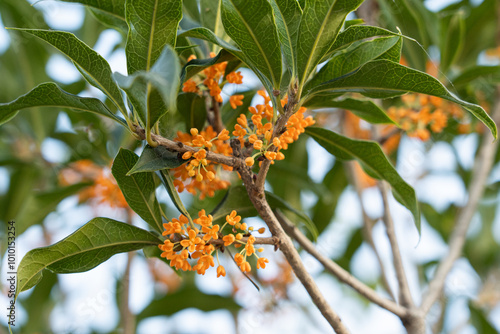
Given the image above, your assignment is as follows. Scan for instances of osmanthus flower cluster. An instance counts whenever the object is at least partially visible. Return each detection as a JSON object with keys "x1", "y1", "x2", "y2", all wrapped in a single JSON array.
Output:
[
  {"x1": 59, "y1": 159, "x2": 128, "y2": 209},
  {"x1": 385, "y1": 94, "x2": 465, "y2": 141},
  {"x1": 159, "y1": 209, "x2": 268, "y2": 277},
  {"x1": 182, "y1": 52, "x2": 244, "y2": 108},
  {"x1": 172, "y1": 54, "x2": 316, "y2": 199}
]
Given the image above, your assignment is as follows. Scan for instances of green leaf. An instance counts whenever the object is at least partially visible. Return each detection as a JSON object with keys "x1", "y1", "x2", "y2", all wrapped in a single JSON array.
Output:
[
  {"x1": 0, "y1": 83, "x2": 126, "y2": 127},
  {"x1": 178, "y1": 27, "x2": 242, "y2": 54},
  {"x1": 377, "y1": 36, "x2": 402, "y2": 63},
  {"x1": 16, "y1": 183, "x2": 91, "y2": 235},
  {"x1": 312, "y1": 161, "x2": 348, "y2": 235},
  {"x1": 112, "y1": 148, "x2": 163, "y2": 232},
  {"x1": 180, "y1": 49, "x2": 237, "y2": 83},
  {"x1": 60, "y1": 0, "x2": 126, "y2": 19},
  {"x1": 439, "y1": 10, "x2": 465, "y2": 73},
  {"x1": 200, "y1": 0, "x2": 226, "y2": 49},
  {"x1": 157, "y1": 170, "x2": 191, "y2": 220},
  {"x1": 128, "y1": 145, "x2": 184, "y2": 175},
  {"x1": 211, "y1": 185, "x2": 318, "y2": 240},
  {"x1": 221, "y1": 0, "x2": 282, "y2": 87},
  {"x1": 305, "y1": 126, "x2": 420, "y2": 232},
  {"x1": 88, "y1": 8, "x2": 129, "y2": 33},
  {"x1": 304, "y1": 97, "x2": 395, "y2": 125},
  {"x1": 327, "y1": 25, "x2": 401, "y2": 58},
  {"x1": 60, "y1": 0, "x2": 127, "y2": 32},
  {"x1": 16, "y1": 218, "x2": 161, "y2": 298},
  {"x1": 378, "y1": 0, "x2": 434, "y2": 71},
  {"x1": 452, "y1": 66, "x2": 500, "y2": 87},
  {"x1": 306, "y1": 60, "x2": 497, "y2": 138},
  {"x1": 305, "y1": 36, "x2": 400, "y2": 91},
  {"x1": 115, "y1": 45, "x2": 181, "y2": 128},
  {"x1": 269, "y1": 0, "x2": 302, "y2": 75},
  {"x1": 138, "y1": 284, "x2": 240, "y2": 320},
  {"x1": 177, "y1": 92, "x2": 207, "y2": 131},
  {"x1": 7, "y1": 28, "x2": 128, "y2": 117},
  {"x1": 295, "y1": 0, "x2": 364, "y2": 87},
  {"x1": 469, "y1": 302, "x2": 498, "y2": 334},
  {"x1": 125, "y1": 0, "x2": 182, "y2": 74}
]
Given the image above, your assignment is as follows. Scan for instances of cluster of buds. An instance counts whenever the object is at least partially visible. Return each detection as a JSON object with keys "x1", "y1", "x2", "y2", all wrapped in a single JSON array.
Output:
[
  {"x1": 233, "y1": 91, "x2": 315, "y2": 167},
  {"x1": 172, "y1": 126, "x2": 232, "y2": 199},
  {"x1": 159, "y1": 210, "x2": 269, "y2": 277},
  {"x1": 182, "y1": 53, "x2": 244, "y2": 108},
  {"x1": 387, "y1": 94, "x2": 465, "y2": 141}
]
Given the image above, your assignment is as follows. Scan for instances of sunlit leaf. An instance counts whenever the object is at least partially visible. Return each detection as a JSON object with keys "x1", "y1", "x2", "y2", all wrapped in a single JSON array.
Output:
[
  {"x1": 16, "y1": 217, "x2": 161, "y2": 298},
  {"x1": 0, "y1": 83, "x2": 126, "y2": 126},
  {"x1": 306, "y1": 126, "x2": 420, "y2": 232},
  {"x1": 112, "y1": 148, "x2": 163, "y2": 232}
]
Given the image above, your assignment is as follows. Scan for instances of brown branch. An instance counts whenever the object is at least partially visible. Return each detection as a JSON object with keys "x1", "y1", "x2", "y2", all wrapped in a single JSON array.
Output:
[
  {"x1": 419, "y1": 90, "x2": 500, "y2": 314},
  {"x1": 209, "y1": 96, "x2": 224, "y2": 133},
  {"x1": 134, "y1": 126, "x2": 240, "y2": 168},
  {"x1": 237, "y1": 162, "x2": 350, "y2": 333},
  {"x1": 209, "y1": 236, "x2": 279, "y2": 246},
  {"x1": 275, "y1": 210, "x2": 408, "y2": 318},
  {"x1": 379, "y1": 180, "x2": 415, "y2": 308}
]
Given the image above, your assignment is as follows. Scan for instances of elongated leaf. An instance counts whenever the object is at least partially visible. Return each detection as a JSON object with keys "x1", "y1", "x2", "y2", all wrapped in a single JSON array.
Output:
[
  {"x1": 270, "y1": 0, "x2": 302, "y2": 75},
  {"x1": 377, "y1": 36, "x2": 402, "y2": 63},
  {"x1": 89, "y1": 8, "x2": 129, "y2": 33},
  {"x1": 312, "y1": 161, "x2": 348, "y2": 235},
  {"x1": 306, "y1": 36, "x2": 400, "y2": 90},
  {"x1": 177, "y1": 92, "x2": 207, "y2": 131},
  {"x1": 452, "y1": 66, "x2": 500, "y2": 87},
  {"x1": 60, "y1": 0, "x2": 126, "y2": 19},
  {"x1": 16, "y1": 217, "x2": 161, "y2": 298},
  {"x1": 138, "y1": 284, "x2": 240, "y2": 320},
  {"x1": 221, "y1": 0, "x2": 282, "y2": 87},
  {"x1": 112, "y1": 148, "x2": 163, "y2": 231},
  {"x1": 128, "y1": 145, "x2": 184, "y2": 175},
  {"x1": 60, "y1": 0, "x2": 127, "y2": 32},
  {"x1": 115, "y1": 45, "x2": 180, "y2": 128},
  {"x1": 178, "y1": 27, "x2": 241, "y2": 54},
  {"x1": 211, "y1": 185, "x2": 318, "y2": 239},
  {"x1": 305, "y1": 98, "x2": 395, "y2": 125},
  {"x1": 17, "y1": 183, "x2": 91, "y2": 235},
  {"x1": 157, "y1": 170, "x2": 191, "y2": 220},
  {"x1": 306, "y1": 60, "x2": 497, "y2": 138},
  {"x1": 327, "y1": 25, "x2": 401, "y2": 58},
  {"x1": 295, "y1": 0, "x2": 364, "y2": 87},
  {"x1": 7, "y1": 29, "x2": 128, "y2": 116},
  {"x1": 200, "y1": 0, "x2": 226, "y2": 47},
  {"x1": 0, "y1": 83, "x2": 125, "y2": 126},
  {"x1": 125, "y1": 0, "x2": 182, "y2": 74},
  {"x1": 305, "y1": 126, "x2": 420, "y2": 232},
  {"x1": 440, "y1": 10, "x2": 465, "y2": 73}
]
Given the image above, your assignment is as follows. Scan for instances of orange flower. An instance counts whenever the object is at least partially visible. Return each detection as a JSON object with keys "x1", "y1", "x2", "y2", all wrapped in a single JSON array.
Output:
[
  {"x1": 226, "y1": 71, "x2": 243, "y2": 84},
  {"x1": 182, "y1": 79, "x2": 198, "y2": 93},
  {"x1": 217, "y1": 265, "x2": 226, "y2": 277},
  {"x1": 229, "y1": 95, "x2": 244, "y2": 109}
]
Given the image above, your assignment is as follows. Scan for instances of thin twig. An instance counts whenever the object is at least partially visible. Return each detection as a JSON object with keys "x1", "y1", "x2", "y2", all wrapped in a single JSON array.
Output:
[
  {"x1": 420, "y1": 91, "x2": 500, "y2": 314},
  {"x1": 275, "y1": 210, "x2": 408, "y2": 318},
  {"x1": 345, "y1": 161, "x2": 397, "y2": 301},
  {"x1": 379, "y1": 180, "x2": 415, "y2": 308}
]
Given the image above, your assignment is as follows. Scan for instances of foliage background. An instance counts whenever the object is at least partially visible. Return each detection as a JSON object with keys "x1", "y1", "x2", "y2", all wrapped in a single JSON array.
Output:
[{"x1": 0, "y1": 0, "x2": 499, "y2": 333}]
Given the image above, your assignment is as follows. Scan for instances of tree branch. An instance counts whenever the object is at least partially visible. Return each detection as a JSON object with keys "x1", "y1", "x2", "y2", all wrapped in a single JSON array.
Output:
[
  {"x1": 379, "y1": 180, "x2": 415, "y2": 308},
  {"x1": 237, "y1": 162, "x2": 350, "y2": 333},
  {"x1": 275, "y1": 210, "x2": 408, "y2": 318},
  {"x1": 345, "y1": 161, "x2": 397, "y2": 301},
  {"x1": 419, "y1": 92, "x2": 500, "y2": 314}
]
